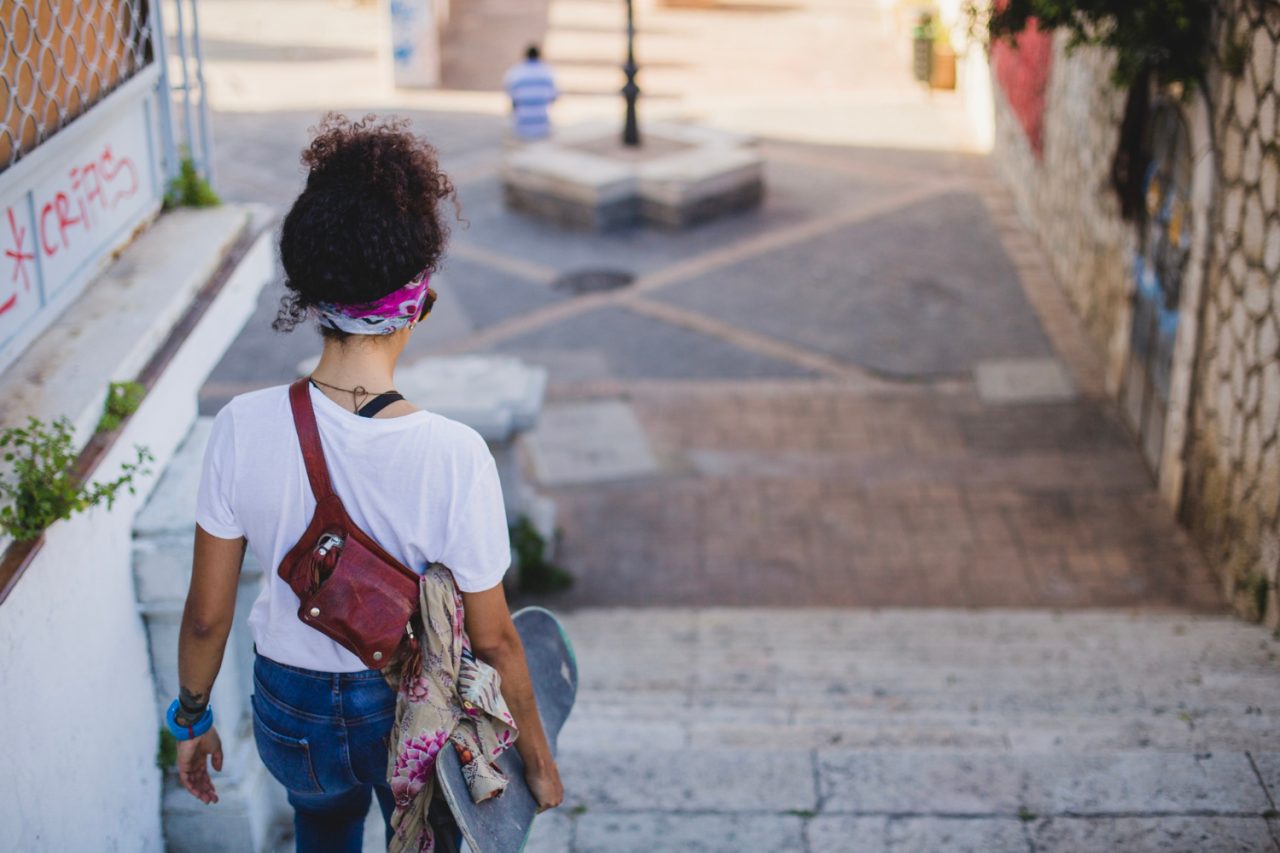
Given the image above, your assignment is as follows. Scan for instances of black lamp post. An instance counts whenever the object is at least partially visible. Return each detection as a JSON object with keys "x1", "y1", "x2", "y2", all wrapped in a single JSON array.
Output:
[{"x1": 622, "y1": 0, "x2": 641, "y2": 146}]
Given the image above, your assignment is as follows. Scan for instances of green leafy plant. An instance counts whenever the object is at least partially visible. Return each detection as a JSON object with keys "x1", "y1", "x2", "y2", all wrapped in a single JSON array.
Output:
[
  {"x1": 1220, "y1": 30, "x2": 1251, "y2": 77},
  {"x1": 156, "y1": 728, "x2": 177, "y2": 770},
  {"x1": 97, "y1": 381, "x2": 146, "y2": 433},
  {"x1": 1242, "y1": 572, "x2": 1271, "y2": 621},
  {"x1": 510, "y1": 516, "x2": 572, "y2": 594},
  {"x1": 164, "y1": 153, "x2": 220, "y2": 209},
  {"x1": 974, "y1": 0, "x2": 1214, "y2": 88},
  {"x1": 0, "y1": 416, "x2": 153, "y2": 541}
]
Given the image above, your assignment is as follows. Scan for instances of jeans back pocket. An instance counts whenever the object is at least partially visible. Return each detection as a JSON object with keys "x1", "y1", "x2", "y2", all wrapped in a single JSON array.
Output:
[{"x1": 252, "y1": 695, "x2": 324, "y2": 795}]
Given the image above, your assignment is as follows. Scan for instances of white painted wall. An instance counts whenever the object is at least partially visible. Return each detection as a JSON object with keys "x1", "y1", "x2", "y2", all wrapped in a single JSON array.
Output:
[
  {"x1": 0, "y1": 488, "x2": 164, "y2": 851},
  {"x1": 0, "y1": 217, "x2": 272, "y2": 852}
]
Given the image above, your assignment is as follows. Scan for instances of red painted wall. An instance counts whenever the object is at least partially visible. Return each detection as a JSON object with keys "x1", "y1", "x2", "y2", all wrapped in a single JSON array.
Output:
[{"x1": 991, "y1": 19, "x2": 1054, "y2": 158}]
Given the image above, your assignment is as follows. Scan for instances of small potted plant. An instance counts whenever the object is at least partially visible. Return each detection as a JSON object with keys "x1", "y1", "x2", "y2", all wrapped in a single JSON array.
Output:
[
  {"x1": 931, "y1": 23, "x2": 957, "y2": 90},
  {"x1": 0, "y1": 387, "x2": 152, "y2": 591}
]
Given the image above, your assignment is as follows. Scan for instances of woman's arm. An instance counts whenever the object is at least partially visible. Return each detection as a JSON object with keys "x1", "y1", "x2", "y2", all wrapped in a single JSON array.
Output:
[
  {"x1": 462, "y1": 584, "x2": 564, "y2": 811},
  {"x1": 175, "y1": 524, "x2": 247, "y2": 804}
]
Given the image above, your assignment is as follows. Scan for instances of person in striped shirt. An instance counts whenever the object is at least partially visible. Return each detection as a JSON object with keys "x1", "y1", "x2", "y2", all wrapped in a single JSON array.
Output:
[{"x1": 503, "y1": 45, "x2": 559, "y2": 141}]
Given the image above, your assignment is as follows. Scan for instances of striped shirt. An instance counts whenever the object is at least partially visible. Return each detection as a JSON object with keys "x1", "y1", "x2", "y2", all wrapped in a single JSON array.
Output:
[{"x1": 503, "y1": 59, "x2": 558, "y2": 140}]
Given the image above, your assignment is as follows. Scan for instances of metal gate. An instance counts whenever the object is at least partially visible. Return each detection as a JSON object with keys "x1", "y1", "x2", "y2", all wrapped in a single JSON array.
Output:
[
  {"x1": 1122, "y1": 98, "x2": 1195, "y2": 473},
  {"x1": 0, "y1": 0, "x2": 212, "y2": 372}
]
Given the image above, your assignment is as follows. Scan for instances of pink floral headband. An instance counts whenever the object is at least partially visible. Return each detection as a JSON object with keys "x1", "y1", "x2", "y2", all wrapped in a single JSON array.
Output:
[{"x1": 315, "y1": 270, "x2": 435, "y2": 335}]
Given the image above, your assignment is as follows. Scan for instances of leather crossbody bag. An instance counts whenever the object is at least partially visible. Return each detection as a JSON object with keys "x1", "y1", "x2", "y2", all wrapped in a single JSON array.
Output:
[{"x1": 276, "y1": 377, "x2": 420, "y2": 670}]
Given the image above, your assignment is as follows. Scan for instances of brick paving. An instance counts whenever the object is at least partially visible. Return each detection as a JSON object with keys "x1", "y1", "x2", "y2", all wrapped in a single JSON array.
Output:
[{"x1": 542, "y1": 383, "x2": 1221, "y2": 609}]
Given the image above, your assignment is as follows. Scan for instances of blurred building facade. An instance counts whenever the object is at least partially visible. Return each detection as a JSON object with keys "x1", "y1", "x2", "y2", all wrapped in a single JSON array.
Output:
[{"x1": 990, "y1": 3, "x2": 1280, "y2": 626}]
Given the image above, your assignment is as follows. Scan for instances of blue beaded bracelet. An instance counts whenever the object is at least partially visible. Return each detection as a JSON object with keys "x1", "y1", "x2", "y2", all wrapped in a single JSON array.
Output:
[{"x1": 166, "y1": 700, "x2": 214, "y2": 741}]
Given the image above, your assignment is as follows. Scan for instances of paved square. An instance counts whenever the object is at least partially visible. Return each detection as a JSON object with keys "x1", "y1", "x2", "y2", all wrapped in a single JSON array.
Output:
[
  {"x1": 975, "y1": 357, "x2": 1077, "y2": 404},
  {"x1": 526, "y1": 400, "x2": 660, "y2": 486}
]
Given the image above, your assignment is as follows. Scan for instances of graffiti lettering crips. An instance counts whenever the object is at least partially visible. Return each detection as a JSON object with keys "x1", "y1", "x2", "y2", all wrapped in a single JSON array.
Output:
[
  {"x1": 37, "y1": 144, "x2": 140, "y2": 258},
  {"x1": 1, "y1": 207, "x2": 36, "y2": 316},
  {"x1": 1, "y1": 144, "x2": 140, "y2": 319}
]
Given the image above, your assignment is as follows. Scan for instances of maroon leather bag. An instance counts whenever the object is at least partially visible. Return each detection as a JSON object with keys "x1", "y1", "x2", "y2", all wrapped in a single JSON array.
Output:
[{"x1": 276, "y1": 378, "x2": 420, "y2": 670}]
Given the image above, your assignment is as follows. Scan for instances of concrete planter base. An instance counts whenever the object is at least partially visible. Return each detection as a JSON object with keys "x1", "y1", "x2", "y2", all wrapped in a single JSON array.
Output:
[{"x1": 502, "y1": 122, "x2": 764, "y2": 232}]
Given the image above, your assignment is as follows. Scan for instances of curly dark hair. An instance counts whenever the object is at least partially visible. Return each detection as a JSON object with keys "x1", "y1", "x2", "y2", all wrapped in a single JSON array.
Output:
[{"x1": 273, "y1": 113, "x2": 456, "y2": 336}]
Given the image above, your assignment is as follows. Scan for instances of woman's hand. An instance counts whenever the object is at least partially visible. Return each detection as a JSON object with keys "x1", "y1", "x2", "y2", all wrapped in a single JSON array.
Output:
[
  {"x1": 462, "y1": 584, "x2": 566, "y2": 813},
  {"x1": 176, "y1": 726, "x2": 224, "y2": 804},
  {"x1": 526, "y1": 760, "x2": 564, "y2": 812}
]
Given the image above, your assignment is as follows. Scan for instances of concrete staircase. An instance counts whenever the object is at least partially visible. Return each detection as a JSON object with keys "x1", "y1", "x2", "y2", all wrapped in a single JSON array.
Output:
[
  {"x1": 138, "y1": 421, "x2": 1280, "y2": 852},
  {"x1": 135, "y1": 417, "x2": 290, "y2": 851},
  {"x1": 521, "y1": 609, "x2": 1280, "y2": 852}
]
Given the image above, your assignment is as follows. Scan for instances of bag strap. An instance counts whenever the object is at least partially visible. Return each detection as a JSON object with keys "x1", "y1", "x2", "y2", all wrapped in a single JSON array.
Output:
[{"x1": 288, "y1": 377, "x2": 335, "y2": 501}]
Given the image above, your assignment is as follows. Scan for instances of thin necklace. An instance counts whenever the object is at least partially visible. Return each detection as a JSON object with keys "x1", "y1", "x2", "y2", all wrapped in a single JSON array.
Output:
[{"x1": 308, "y1": 375, "x2": 397, "y2": 413}]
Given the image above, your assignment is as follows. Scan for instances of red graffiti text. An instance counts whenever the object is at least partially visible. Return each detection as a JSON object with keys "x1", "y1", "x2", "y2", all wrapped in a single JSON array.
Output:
[
  {"x1": 37, "y1": 144, "x2": 139, "y2": 259},
  {"x1": 2, "y1": 207, "x2": 35, "y2": 317}
]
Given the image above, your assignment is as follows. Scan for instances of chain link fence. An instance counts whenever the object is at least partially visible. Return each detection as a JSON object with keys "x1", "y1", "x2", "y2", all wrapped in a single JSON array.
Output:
[{"x1": 0, "y1": 0, "x2": 153, "y2": 174}]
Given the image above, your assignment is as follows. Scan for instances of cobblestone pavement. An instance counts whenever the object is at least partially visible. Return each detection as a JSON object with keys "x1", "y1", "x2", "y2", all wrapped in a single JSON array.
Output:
[{"x1": 201, "y1": 0, "x2": 1220, "y2": 612}]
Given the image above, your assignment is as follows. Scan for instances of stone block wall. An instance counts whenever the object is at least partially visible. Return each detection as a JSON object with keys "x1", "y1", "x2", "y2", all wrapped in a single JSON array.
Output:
[
  {"x1": 990, "y1": 3, "x2": 1280, "y2": 626},
  {"x1": 991, "y1": 34, "x2": 1134, "y2": 392},
  {"x1": 1182, "y1": 2, "x2": 1280, "y2": 624}
]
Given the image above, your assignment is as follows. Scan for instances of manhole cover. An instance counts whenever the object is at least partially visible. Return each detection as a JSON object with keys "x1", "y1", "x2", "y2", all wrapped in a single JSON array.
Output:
[{"x1": 552, "y1": 269, "x2": 636, "y2": 296}]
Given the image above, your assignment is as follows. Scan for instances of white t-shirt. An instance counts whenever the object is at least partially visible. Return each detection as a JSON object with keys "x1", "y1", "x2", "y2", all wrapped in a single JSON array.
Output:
[{"x1": 194, "y1": 382, "x2": 511, "y2": 673}]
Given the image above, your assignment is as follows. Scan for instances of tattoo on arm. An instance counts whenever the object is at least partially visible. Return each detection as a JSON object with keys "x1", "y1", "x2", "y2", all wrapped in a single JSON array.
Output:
[{"x1": 174, "y1": 686, "x2": 209, "y2": 726}]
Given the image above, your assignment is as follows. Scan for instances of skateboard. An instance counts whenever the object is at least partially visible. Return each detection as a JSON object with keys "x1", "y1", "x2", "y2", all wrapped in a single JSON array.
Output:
[{"x1": 436, "y1": 606, "x2": 578, "y2": 853}]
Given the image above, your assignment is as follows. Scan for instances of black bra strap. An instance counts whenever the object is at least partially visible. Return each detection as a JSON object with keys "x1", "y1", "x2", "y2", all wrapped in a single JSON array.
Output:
[
  {"x1": 308, "y1": 377, "x2": 405, "y2": 418},
  {"x1": 355, "y1": 392, "x2": 405, "y2": 418}
]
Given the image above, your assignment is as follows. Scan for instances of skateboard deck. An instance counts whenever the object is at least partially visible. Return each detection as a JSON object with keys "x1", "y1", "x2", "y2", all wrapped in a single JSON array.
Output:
[{"x1": 436, "y1": 606, "x2": 578, "y2": 853}]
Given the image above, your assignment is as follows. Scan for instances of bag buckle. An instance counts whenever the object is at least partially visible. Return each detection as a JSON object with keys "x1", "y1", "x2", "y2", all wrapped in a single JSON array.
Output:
[{"x1": 316, "y1": 532, "x2": 344, "y2": 557}]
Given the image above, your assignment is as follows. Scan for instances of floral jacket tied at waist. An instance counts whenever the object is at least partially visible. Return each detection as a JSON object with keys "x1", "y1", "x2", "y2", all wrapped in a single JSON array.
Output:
[{"x1": 384, "y1": 564, "x2": 518, "y2": 853}]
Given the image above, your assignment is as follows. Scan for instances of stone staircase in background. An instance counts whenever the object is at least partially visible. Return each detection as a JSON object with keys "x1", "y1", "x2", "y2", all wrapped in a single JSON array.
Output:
[{"x1": 522, "y1": 609, "x2": 1280, "y2": 852}]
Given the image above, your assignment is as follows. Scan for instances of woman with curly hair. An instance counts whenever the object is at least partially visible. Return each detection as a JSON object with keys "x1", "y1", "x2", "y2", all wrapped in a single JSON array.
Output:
[{"x1": 168, "y1": 114, "x2": 563, "y2": 851}]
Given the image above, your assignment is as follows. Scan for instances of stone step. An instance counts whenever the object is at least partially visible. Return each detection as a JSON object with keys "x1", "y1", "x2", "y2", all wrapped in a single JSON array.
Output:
[
  {"x1": 528, "y1": 811, "x2": 1279, "y2": 853},
  {"x1": 520, "y1": 748, "x2": 1280, "y2": 852},
  {"x1": 509, "y1": 608, "x2": 1280, "y2": 851},
  {"x1": 163, "y1": 727, "x2": 289, "y2": 853},
  {"x1": 552, "y1": 747, "x2": 1276, "y2": 816},
  {"x1": 560, "y1": 611, "x2": 1280, "y2": 706},
  {"x1": 214, "y1": 608, "x2": 1280, "y2": 852},
  {"x1": 572, "y1": 675, "x2": 1280, "y2": 713},
  {"x1": 134, "y1": 414, "x2": 285, "y2": 851},
  {"x1": 559, "y1": 707, "x2": 1280, "y2": 753}
]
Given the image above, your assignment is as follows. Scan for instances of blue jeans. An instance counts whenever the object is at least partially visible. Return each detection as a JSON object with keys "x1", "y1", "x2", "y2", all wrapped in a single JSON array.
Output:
[
  {"x1": 251, "y1": 652, "x2": 397, "y2": 851},
  {"x1": 252, "y1": 652, "x2": 463, "y2": 852}
]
